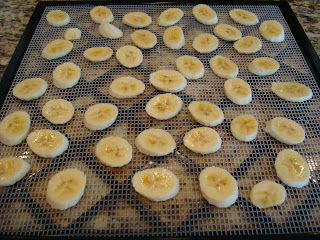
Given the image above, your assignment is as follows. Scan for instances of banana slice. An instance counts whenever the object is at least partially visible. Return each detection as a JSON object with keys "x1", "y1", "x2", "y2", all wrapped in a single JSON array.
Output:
[
  {"x1": 149, "y1": 70, "x2": 187, "y2": 93},
  {"x1": 46, "y1": 168, "x2": 86, "y2": 210},
  {"x1": 13, "y1": 78, "x2": 48, "y2": 101},
  {"x1": 259, "y1": 20, "x2": 285, "y2": 42},
  {"x1": 214, "y1": 24, "x2": 242, "y2": 41},
  {"x1": 109, "y1": 76, "x2": 145, "y2": 98},
  {"x1": 199, "y1": 166, "x2": 238, "y2": 208},
  {"x1": 192, "y1": 4, "x2": 218, "y2": 25},
  {"x1": 193, "y1": 33, "x2": 219, "y2": 53},
  {"x1": 176, "y1": 55, "x2": 204, "y2": 80},
  {"x1": 250, "y1": 180, "x2": 286, "y2": 209},
  {"x1": 42, "y1": 39, "x2": 73, "y2": 60},
  {"x1": 229, "y1": 9, "x2": 259, "y2": 26},
  {"x1": 163, "y1": 26, "x2": 185, "y2": 50},
  {"x1": 123, "y1": 12, "x2": 152, "y2": 28},
  {"x1": 188, "y1": 101, "x2": 224, "y2": 127},
  {"x1": 46, "y1": 10, "x2": 70, "y2": 27},
  {"x1": 265, "y1": 117, "x2": 305, "y2": 145},
  {"x1": 210, "y1": 55, "x2": 238, "y2": 79},
  {"x1": 65, "y1": 28, "x2": 81, "y2": 40},
  {"x1": 135, "y1": 128, "x2": 176, "y2": 156},
  {"x1": 248, "y1": 57, "x2": 279, "y2": 76},
  {"x1": 0, "y1": 111, "x2": 30, "y2": 146},
  {"x1": 234, "y1": 36, "x2": 262, "y2": 54},
  {"x1": 95, "y1": 137, "x2": 132, "y2": 167},
  {"x1": 275, "y1": 149, "x2": 310, "y2": 188},
  {"x1": 183, "y1": 127, "x2": 222, "y2": 154},
  {"x1": 158, "y1": 8, "x2": 184, "y2": 26},
  {"x1": 0, "y1": 157, "x2": 30, "y2": 186},
  {"x1": 131, "y1": 30, "x2": 157, "y2": 49},
  {"x1": 231, "y1": 114, "x2": 258, "y2": 142},
  {"x1": 42, "y1": 99, "x2": 75, "y2": 124},
  {"x1": 116, "y1": 45, "x2": 143, "y2": 68},
  {"x1": 27, "y1": 129, "x2": 69, "y2": 158},
  {"x1": 52, "y1": 62, "x2": 81, "y2": 89},
  {"x1": 83, "y1": 47, "x2": 113, "y2": 62},
  {"x1": 146, "y1": 93, "x2": 183, "y2": 120},
  {"x1": 90, "y1": 6, "x2": 114, "y2": 23},
  {"x1": 99, "y1": 22, "x2": 123, "y2": 39},
  {"x1": 132, "y1": 168, "x2": 179, "y2": 201},
  {"x1": 224, "y1": 78, "x2": 252, "y2": 105},
  {"x1": 271, "y1": 82, "x2": 313, "y2": 102}
]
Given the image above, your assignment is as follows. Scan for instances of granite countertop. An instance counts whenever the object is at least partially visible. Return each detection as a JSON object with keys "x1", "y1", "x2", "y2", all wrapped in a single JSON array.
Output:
[{"x1": 0, "y1": 0, "x2": 319, "y2": 81}]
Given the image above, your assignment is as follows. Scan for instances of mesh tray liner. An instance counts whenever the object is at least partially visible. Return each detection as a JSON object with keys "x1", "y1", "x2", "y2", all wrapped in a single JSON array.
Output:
[{"x1": 0, "y1": 3, "x2": 320, "y2": 237}]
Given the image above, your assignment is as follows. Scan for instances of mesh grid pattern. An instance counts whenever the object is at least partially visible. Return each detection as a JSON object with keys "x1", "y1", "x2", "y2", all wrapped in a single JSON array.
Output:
[{"x1": 0, "y1": 3, "x2": 320, "y2": 237}]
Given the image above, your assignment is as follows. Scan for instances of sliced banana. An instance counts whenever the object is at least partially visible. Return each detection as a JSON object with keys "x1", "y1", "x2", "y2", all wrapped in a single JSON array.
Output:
[
  {"x1": 116, "y1": 45, "x2": 143, "y2": 68},
  {"x1": 163, "y1": 26, "x2": 185, "y2": 50},
  {"x1": 265, "y1": 117, "x2": 305, "y2": 145},
  {"x1": 42, "y1": 99, "x2": 75, "y2": 124},
  {"x1": 46, "y1": 10, "x2": 70, "y2": 27},
  {"x1": 0, "y1": 157, "x2": 30, "y2": 187},
  {"x1": 99, "y1": 22, "x2": 123, "y2": 39},
  {"x1": 231, "y1": 114, "x2": 258, "y2": 142},
  {"x1": 90, "y1": 6, "x2": 114, "y2": 23},
  {"x1": 199, "y1": 166, "x2": 238, "y2": 208},
  {"x1": 176, "y1": 55, "x2": 204, "y2": 80},
  {"x1": 272, "y1": 82, "x2": 313, "y2": 102},
  {"x1": 234, "y1": 36, "x2": 262, "y2": 54},
  {"x1": 188, "y1": 101, "x2": 224, "y2": 127},
  {"x1": 109, "y1": 76, "x2": 145, "y2": 98},
  {"x1": 224, "y1": 78, "x2": 252, "y2": 105},
  {"x1": 84, "y1": 103, "x2": 118, "y2": 131},
  {"x1": 27, "y1": 129, "x2": 69, "y2": 158},
  {"x1": 135, "y1": 128, "x2": 176, "y2": 156},
  {"x1": 158, "y1": 8, "x2": 184, "y2": 26},
  {"x1": 123, "y1": 12, "x2": 152, "y2": 28},
  {"x1": 248, "y1": 57, "x2": 279, "y2": 76},
  {"x1": 83, "y1": 47, "x2": 113, "y2": 62},
  {"x1": 132, "y1": 168, "x2": 179, "y2": 201},
  {"x1": 259, "y1": 20, "x2": 285, "y2": 42},
  {"x1": 193, "y1": 33, "x2": 219, "y2": 53},
  {"x1": 131, "y1": 30, "x2": 157, "y2": 49},
  {"x1": 183, "y1": 127, "x2": 222, "y2": 154},
  {"x1": 13, "y1": 78, "x2": 48, "y2": 101},
  {"x1": 65, "y1": 28, "x2": 81, "y2": 40},
  {"x1": 95, "y1": 137, "x2": 132, "y2": 167},
  {"x1": 46, "y1": 168, "x2": 86, "y2": 210},
  {"x1": 42, "y1": 39, "x2": 73, "y2": 60},
  {"x1": 214, "y1": 24, "x2": 242, "y2": 41},
  {"x1": 52, "y1": 62, "x2": 81, "y2": 89},
  {"x1": 250, "y1": 180, "x2": 286, "y2": 209},
  {"x1": 192, "y1": 4, "x2": 218, "y2": 25},
  {"x1": 210, "y1": 55, "x2": 238, "y2": 79},
  {"x1": 229, "y1": 9, "x2": 259, "y2": 26},
  {"x1": 150, "y1": 70, "x2": 187, "y2": 93}
]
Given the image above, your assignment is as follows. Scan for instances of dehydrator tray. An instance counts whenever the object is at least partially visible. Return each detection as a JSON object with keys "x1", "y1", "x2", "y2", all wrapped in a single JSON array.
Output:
[{"x1": 0, "y1": 0, "x2": 320, "y2": 239}]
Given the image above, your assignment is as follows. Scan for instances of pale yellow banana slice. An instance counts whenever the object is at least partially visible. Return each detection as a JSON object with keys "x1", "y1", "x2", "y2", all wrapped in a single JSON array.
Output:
[
  {"x1": 65, "y1": 28, "x2": 81, "y2": 40},
  {"x1": 46, "y1": 10, "x2": 70, "y2": 27},
  {"x1": 146, "y1": 93, "x2": 183, "y2": 120},
  {"x1": 163, "y1": 26, "x2": 185, "y2": 49},
  {"x1": 158, "y1": 8, "x2": 184, "y2": 26},
  {"x1": 176, "y1": 55, "x2": 204, "y2": 80},
  {"x1": 271, "y1": 82, "x2": 313, "y2": 102},
  {"x1": 42, "y1": 39, "x2": 73, "y2": 60},
  {"x1": 84, "y1": 103, "x2": 118, "y2": 131},
  {"x1": 188, "y1": 101, "x2": 224, "y2": 127},
  {"x1": 99, "y1": 22, "x2": 123, "y2": 39},
  {"x1": 13, "y1": 78, "x2": 48, "y2": 101},
  {"x1": 192, "y1": 4, "x2": 218, "y2": 25},
  {"x1": 229, "y1": 9, "x2": 259, "y2": 26},
  {"x1": 83, "y1": 47, "x2": 113, "y2": 62},
  {"x1": 52, "y1": 62, "x2": 81, "y2": 89},
  {"x1": 46, "y1": 168, "x2": 86, "y2": 210},
  {"x1": 259, "y1": 20, "x2": 285, "y2": 42},
  {"x1": 90, "y1": 6, "x2": 114, "y2": 23},
  {"x1": 250, "y1": 180, "x2": 286, "y2": 209},
  {"x1": 132, "y1": 168, "x2": 179, "y2": 201},
  {"x1": 214, "y1": 24, "x2": 242, "y2": 41},
  {"x1": 42, "y1": 99, "x2": 75, "y2": 124},
  {"x1": 231, "y1": 114, "x2": 258, "y2": 142},
  {"x1": 109, "y1": 76, "x2": 145, "y2": 98},
  {"x1": 116, "y1": 45, "x2": 143, "y2": 68},
  {"x1": 149, "y1": 70, "x2": 187, "y2": 93},
  {"x1": 248, "y1": 57, "x2": 279, "y2": 76},
  {"x1": 123, "y1": 12, "x2": 152, "y2": 28},
  {"x1": 131, "y1": 30, "x2": 157, "y2": 49},
  {"x1": 183, "y1": 127, "x2": 222, "y2": 154},
  {"x1": 0, "y1": 157, "x2": 30, "y2": 187},
  {"x1": 234, "y1": 36, "x2": 262, "y2": 54},
  {"x1": 265, "y1": 117, "x2": 305, "y2": 145},
  {"x1": 27, "y1": 129, "x2": 69, "y2": 158},
  {"x1": 210, "y1": 55, "x2": 238, "y2": 79},
  {"x1": 224, "y1": 78, "x2": 252, "y2": 105},
  {"x1": 199, "y1": 166, "x2": 238, "y2": 208},
  {"x1": 95, "y1": 137, "x2": 132, "y2": 167},
  {"x1": 193, "y1": 33, "x2": 219, "y2": 53}
]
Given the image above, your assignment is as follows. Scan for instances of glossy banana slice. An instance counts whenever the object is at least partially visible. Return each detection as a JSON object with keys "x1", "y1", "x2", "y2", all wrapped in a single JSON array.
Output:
[
  {"x1": 52, "y1": 62, "x2": 81, "y2": 89},
  {"x1": 229, "y1": 9, "x2": 259, "y2": 26},
  {"x1": 0, "y1": 157, "x2": 30, "y2": 186},
  {"x1": 188, "y1": 101, "x2": 224, "y2": 127},
  {"x1": 116, "y1": 45, "x2": 143, "y2": 68},
  {"x1": 109, "y1": 76, "x2": 145, "y2": 98},
  {"x1": 231, "y1": 114, "x2": 258, "y2": 142},
  {"x1": 90, "y1": 6, "x2": 114, "y2": 23},
  {"x1": 224, "y1": 78, "x2": 252, "y2": 105},
  {"x1": 158, "y1": 8, "x2": 184, "y2": 26},
  {"x1": 192, "y1": 4, "x2": 218, "y2": 25},
  {"x1": 131, "y1": 30, "x2": 157, "y2": 49},
  {"x1": 46, "y1": 10, "x2": 70, "y2": 27},
  {"x1": 234, "y1": 36, "x2": 262, "y2": 54},
  {"x1": 176, "y1": 55, "x2": 204, "y2": 80},
  {"x1": 83, "y1": 47, "x2": 113, "y2": 62},
  {"x1": 149, "y1": 70, "x2": 187, "y2": 93},
  {"x1": 65, "y1": 28, "x2": 81, "y2": 40},
  {"x1": 193, "y1": 33, "x2": 219, "y2": 53},
  {"x1": 163, "y1": 26, "x2": 185, "y2": 49},
  {"x1": 214, "y1": 24, "x2": 242, "y2": 41},
  {"x1": 210, "y1": 55, "x2": 238, "y2": 79},
  {"x1": 42, "y1": 39, "x2": 73, "y2": 60},
  {"x1": 13, "y1": 78, "x2": 48, "y2": 101},
  {"x1": 248, "y1": 57, "x2": 279, "y2": 76},
  {"x1": 123, "y1": 12, "x2": 152, "y2": 28},
  {"x1": 271, "y1": 82, "x2": 313, "y2": 102},
  {"x1": 259, "y1": 20, "x2": 285, "y2": 42},
  {"x1": 99, "y1": 23, "x2": 123, "y2": 39},
  {"x1": 42, "y1": 99, "x2": 75, "y2": 124}
]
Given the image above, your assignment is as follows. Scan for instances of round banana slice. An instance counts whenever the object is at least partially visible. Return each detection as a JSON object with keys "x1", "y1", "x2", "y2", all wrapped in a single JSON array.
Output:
[
  {"x1": 176, "y1": 55, "x2": 204, "y2": 80},
  {"x1": 214, "y1": 24, "x2": 242, "y2": 41},
  {"x1": 199, "y1": 166, "x2": 238, "y2": 208},
  {"x1": 46, "y1": 10, "x2": 70, "y2": 27},
  {"x1": 84, "y1": 103, "x2": 118, "y2": 131},
  {"x1": 210, "y1": 55, "x2": 238, "y2": 79},
  {"x1": 234, "y1": 36, "x2": 262, "y2": 54},
  {"x1": 90, "y1": 6, "x2": 114, "y2": 23},
  {"x1": 250, "y1": 180, "x2": 286, "y2": 209},
  {"x1": 188, "y1": 101, "x2": 224, "y2": 127},
  {"x1": 149, "y1": 70, "x2": 187, "y2": 93},
  {"x1": 123, "y1": 12, "x2": 152, "y2": 28},
  {"x1": 163, "y1": 26, "x2": 185, "y2": 50},
  {"x1": 132, "y1": 168, "x2": 179, "y2": 201},
  {"x1": 158, "y1": 8, "x2": 184, "y2": 26},
  {"x1": 53, "y1": 62, "x2": 81, "y2": 89},
  {"x1": 65, "y1": 28, "x2": 81, "y2": 41},
  {"x1": 224, "y1": 78, "x2": 252, "y2": 105},
  {"x1": 193, "y1": 33, "x2": 219, "y2": 53},
  {"x1": 131, "y1": 30, "x2": 157, "y2": 49},
  {"x1": 99, "y1": 23, "x2": 123, "y2": 39},
  {"x1": 192, "y1": 4, "x2": 218, "y2": 25},
  {"x1": 109, "y1": 76, "x2": 145, "y2": 98},
  {"x1": 183, "y1": 127, "x2": 222, "y2": 154},
  {"x1": 27, "y1": 129, "x2": 69, "y2": 158},
  {"x1": 13, "y1": 78, "x2": 48, "y2": 101},
  {"x1": 116, "y1": 45, "x2": 143, "y2": 68},
  {"x1": 231, "y1": 114, "x2": 258, "y2": 142},
  {"x1": 265, "y1": 117, "x2": 305, "y2": 145},
  {"x1": 229, "y1": 9, "x2": 259, "y2": 26},
  {"x1": 95, "y1": 137, "x2": 132, "y2": 167},
  {"x1": 46, "y1": 168, "x2": 86, "y2": 210},
  {"x1": 42, "y1": 39, "x2": 73, "y2": 60},
  {"x1": 83, "y1": 47, "x2": 113, "y2": 62},
  {"x1": 271, "y1": 82, "x2": 313, "y2": 102},
  {"x1": 248, "y1": 57, "x2": 279, "y2": 76},
  {"x1": 0, "y1": 157, "x2": 30, "y2": 187},
  {"x1": 146, "y1": 93, "x2": 183, "y2": 120},
  {"x1": 42, "y1": 99, "x2": 75, "y2": 124},
  {"x1": 259, "y1": 20, "x2": 285, "y2": 42}
]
